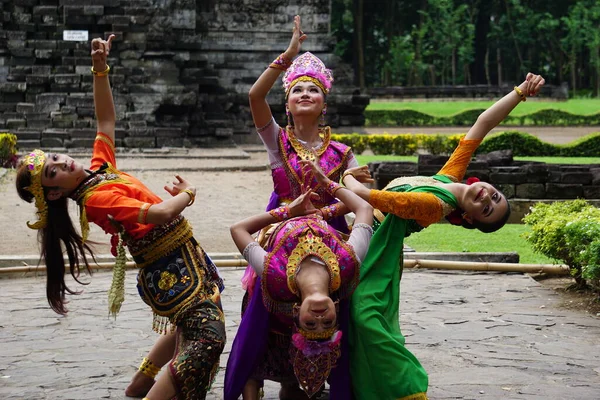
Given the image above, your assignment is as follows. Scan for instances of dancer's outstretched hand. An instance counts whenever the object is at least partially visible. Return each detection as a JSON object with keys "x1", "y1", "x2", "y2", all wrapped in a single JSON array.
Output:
[
  {"x1": 524, "y1": 73, "x2": 545, "y2": 97},
  {"x1": 344, "y1": 165, "x2": 374, "y2": 184},
  {"x1": 284, "y1": 15, "x2": 307, "y2": 60},
  {"x1": 91, "y1": 34, "x2": 115, "y2": 64},
  {"x1": 164, "y1": 175, "x2": 196, "y2": 198}
]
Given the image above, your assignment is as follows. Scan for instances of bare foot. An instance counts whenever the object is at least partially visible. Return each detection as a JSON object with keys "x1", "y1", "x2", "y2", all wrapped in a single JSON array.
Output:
[{"x1": 125, "y1": 371, "x2": 155, "y2": 398}]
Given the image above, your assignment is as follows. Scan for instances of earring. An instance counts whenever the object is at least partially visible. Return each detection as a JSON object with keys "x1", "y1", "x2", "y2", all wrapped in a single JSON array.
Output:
[{"x1": 319, "y1": 107, "x2": 326, "y2": 126}]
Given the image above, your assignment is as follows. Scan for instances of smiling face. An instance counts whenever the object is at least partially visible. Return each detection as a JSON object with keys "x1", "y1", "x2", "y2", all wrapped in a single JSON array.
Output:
[
  {"x1": 460, "y1": 181, "x2": 509, "y2": 225},
  {"x1": 40, "y1": 152, "x2": 87, "y2": 197},
  {"x1": 297, "y1": 293, "x2": 337, "y2": 334},
  {"x1": 287, "y1": 81, "x2": 325, "y2": 120}
]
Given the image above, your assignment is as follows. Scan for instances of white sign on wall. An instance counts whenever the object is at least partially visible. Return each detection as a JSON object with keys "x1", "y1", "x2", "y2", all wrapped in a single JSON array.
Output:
[{"x1": 63, "y1": 30, "x2": 89, "y2": 41}]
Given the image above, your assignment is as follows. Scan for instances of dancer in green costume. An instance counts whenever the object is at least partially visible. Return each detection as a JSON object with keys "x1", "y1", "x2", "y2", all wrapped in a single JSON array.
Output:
[{"x1": 342, "y1": 73, "x2": 545, "y2": 399}]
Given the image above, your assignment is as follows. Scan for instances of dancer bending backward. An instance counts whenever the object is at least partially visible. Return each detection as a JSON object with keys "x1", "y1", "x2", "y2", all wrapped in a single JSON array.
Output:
[
  {"x1": 226, "y1": 162, "x2": 373, "y2": 400},
  {"x1": 15, "y1": 35, "x2": 226, "y2": 400},
  {"x1": 229, "y1": 15, "x2": 359, "y2": 400},
  {"x1": 342, "y1": 73, "x2": 545, "y2": 400}
]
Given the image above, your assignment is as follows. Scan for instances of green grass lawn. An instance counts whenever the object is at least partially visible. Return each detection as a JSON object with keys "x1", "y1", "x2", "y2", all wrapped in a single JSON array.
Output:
[
  {"x1": 367, "y1": 99, "x2": 600, "y2": 116},
  {"x1": 404, "y1": 224, "x2": 555, "y2": 265},
  {"x1": 356, "y1": 155, "x2": 599, "y2": 164}
]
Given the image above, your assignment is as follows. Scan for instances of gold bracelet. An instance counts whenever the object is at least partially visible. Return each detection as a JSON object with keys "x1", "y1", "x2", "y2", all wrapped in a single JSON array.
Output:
[
  {"x1": 138, "y1": 357, "x2": 160, "y2": 379},
  {"x1": 181, "y1": 189, "x2": 195, "y2": 206},
  {"x1": 91, "y1": 64, "x2": 110, "y2": 76},
  {"x1": 341, "y1": 170, "x2": 356, "y2": 185},
  {"x1": 513, "y1": 86, "x2": 526, "y2": 102}
]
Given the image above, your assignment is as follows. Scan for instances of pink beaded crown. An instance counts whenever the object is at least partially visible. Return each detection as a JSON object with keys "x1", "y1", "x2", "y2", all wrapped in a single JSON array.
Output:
[{"x1": 283, "y1": 52, "x2": 333, "y2": 97}]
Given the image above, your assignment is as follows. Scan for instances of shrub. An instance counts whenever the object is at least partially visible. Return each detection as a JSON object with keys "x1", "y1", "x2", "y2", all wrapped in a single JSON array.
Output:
[
  {"x1": 391, "y1": 134, "x2": 418, "y2": 155},
  {"x1": 365, "y1": 108, "x2": 600, "y2": 127},
  {"x1": 0, "y1": 133, "x2": 18, "y2": 168},
  {"x1": 522, "y1": 199, "x2": 600, "y2": 290},
  {"x1": 331, "y1": 130, "x2": 600, "y2": 157},
  {"x1": 420, "y1": 134, "x2": 450, "y2": 155},
  {"x1": 331, "y1": 133, "x2": 368, "y2": 155},
  {"x1": 559, "y1": 132, "x2": 600, "y2": 157},
  {"x1": 478, "y1": 131, "x2": 558, "y2": 156},
  {"x1": 368, "y1": 134, "x2": 395, "y2": 155}
]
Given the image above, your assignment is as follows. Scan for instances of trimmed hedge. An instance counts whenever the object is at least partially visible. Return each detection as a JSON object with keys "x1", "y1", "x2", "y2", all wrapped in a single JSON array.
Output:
[
  {"x1": 365, "y1": 108, "x2": 600, "y2": 127},
  {"x1": 332, "y1": 131, "x2": 600, "y2": 157}
]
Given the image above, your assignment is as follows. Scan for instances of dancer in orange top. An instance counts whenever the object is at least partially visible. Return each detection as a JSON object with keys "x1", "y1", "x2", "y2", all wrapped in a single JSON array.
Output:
[{"x1": 15, "y1": 35, "x2": 225, "y2": 400}]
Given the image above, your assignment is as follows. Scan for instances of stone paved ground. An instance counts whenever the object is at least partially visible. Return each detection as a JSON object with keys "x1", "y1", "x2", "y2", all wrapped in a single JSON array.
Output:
[{"x1": 1, "y1": 268, "x2": 599, "y2": 399}]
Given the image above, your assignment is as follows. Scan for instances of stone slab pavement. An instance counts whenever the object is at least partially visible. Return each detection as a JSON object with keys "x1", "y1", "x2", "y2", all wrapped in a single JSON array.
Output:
[{"x1": 1, "y1": 267, "x2": 599, "y2": 400}]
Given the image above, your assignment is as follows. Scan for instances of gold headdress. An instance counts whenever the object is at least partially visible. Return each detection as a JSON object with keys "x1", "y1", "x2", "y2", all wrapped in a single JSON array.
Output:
[
  {"x1": 282, "y1": 52, "x2": 333, "y2": 98},
  {"x1": 23, "y1": 150, "x2": 48, "y2": 230},
  {"x1": 286, "y1": 228, "x2": 342, "y2": 297}
]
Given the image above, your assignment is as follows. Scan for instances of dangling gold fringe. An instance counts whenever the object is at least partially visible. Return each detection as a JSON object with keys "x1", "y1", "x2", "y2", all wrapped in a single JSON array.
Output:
[
  {"x1": 107, "y1": 234, "x2": 127, "y2": 318},
  {"x1": 79, "y1": 206, "x2": 90, "y2": 243},
  {"x1": 152, "y1": 313, "x2": 173, "y2": 334}
]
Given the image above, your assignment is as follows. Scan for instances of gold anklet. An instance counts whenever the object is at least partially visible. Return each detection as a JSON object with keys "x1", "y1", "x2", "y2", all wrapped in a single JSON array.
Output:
[{"x1": 138, "y1": 357, "x2": 160, "y2": 379}]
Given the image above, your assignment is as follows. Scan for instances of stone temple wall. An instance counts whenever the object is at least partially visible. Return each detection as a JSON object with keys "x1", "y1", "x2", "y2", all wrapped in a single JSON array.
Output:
[{"x1": 0, "y1": 0, "x2": 369, "y2": 149}]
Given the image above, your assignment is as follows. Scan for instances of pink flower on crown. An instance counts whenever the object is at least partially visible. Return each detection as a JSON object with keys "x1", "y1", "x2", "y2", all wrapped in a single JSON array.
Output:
[{"x1": 283, "y1": 52, "x2": 333, "y2": 97}]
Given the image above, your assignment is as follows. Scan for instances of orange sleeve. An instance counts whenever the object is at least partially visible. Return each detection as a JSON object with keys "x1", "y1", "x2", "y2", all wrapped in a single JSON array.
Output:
[
  {"x1": 369, "y1": 190, "x2": 444, "y2": 228},
  {"x1": 437, "y1": 138, "x2": 482, "y2": 182},
  {"x1": 85, "y1": 190, "x2": 152, "y2": 226},
  {"x1": 90, "y1": 132, "x2": 116, "y2": 170}
]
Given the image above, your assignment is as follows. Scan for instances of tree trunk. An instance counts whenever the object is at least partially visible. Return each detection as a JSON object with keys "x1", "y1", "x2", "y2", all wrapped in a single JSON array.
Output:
[
  {"x1": 595, "y1": 45, "x2": 600, "y2": 97},
  {"x1": 570, "y1": 44, "x2": 576, "y2": 95},
  {"x1": 412, "y1": 0, "x2": 427, "y2": 86},
  {"x1": 382, "y1": 0, "x2": 396, "y2": 86},
  {"x1": 484, "y1": 46, "x2": 490, "y2": 85},
  {"x1": 504, "y1": 0, "x2": 524, "y2": 76},
  {"x1": 452, "y1": 48, "x2": 456, "y2": 85},
  {"x1": 471, "y1": 0, "x2": 492, "y2": 84},
  {"x1": 353, "y1": 0, "x2": 365, "y2": 89},
  {"x1": 496, "y1": 47, "x2": 502, "y2": 86}
]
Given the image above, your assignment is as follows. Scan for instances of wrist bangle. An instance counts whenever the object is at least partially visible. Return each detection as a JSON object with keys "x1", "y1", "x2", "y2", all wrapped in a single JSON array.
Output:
[
  {"x1": 269, "y1": 206, "x2": 290, "y2": 222},
  {"x1": 341, "y1": 170, "x2": 355, "y2": 185},
  {"x1": 181, "y1": 189, "x2": 195, "y2": 206},
  {"x1": 513, "y1": 86, "x2": 526, "y2": 102},
  {"x1": 269, "y1": 53, "x2": 292, "y2": 71},
  {"x1": 320, "y1": 204, "x2": 338, "y2": 220},
  {"x1": 325, "y1": 180, "x2": 343, "y2": 197},
  {"x1": 91, "y1": 64, "x2": 110, "y2": 76}
]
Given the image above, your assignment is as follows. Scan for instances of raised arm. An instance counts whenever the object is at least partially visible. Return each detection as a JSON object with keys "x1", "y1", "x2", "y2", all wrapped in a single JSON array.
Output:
[
  {"x1": 248, "y1": 15, "x2": 306, "y2": 129},
  {"x1": 91, "y1": 35, "x2": 116, "y2": 143},
  {"x1": 465, "y1": 73, "x2": 545, "y2": 140}
]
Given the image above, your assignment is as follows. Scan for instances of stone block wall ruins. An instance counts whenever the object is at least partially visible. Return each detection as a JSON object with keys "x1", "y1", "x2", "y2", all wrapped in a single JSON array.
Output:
[{"x1": 0, "y1": 0, "x2": 369, "y2": 149}]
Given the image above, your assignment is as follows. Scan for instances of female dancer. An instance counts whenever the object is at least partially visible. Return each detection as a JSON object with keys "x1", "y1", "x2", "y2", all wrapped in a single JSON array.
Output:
[
  {"x1": 230, "y1": 15, "x2": 361, "y2": 399},
  {"x1": 15, "y1": 35, "x2": 225, "y2": 400},
  {"x1": 343, "y1": 73, "x2": 546, "y2": 399},
  {"x1": 226, "y1": 161, "x2": 373, "y2": 400}
]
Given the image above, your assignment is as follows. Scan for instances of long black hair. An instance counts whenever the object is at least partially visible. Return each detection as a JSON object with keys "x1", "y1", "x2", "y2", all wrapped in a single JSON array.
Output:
[{"x1": 16, "y1": 163, "x2": 96, "y2": 314}]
